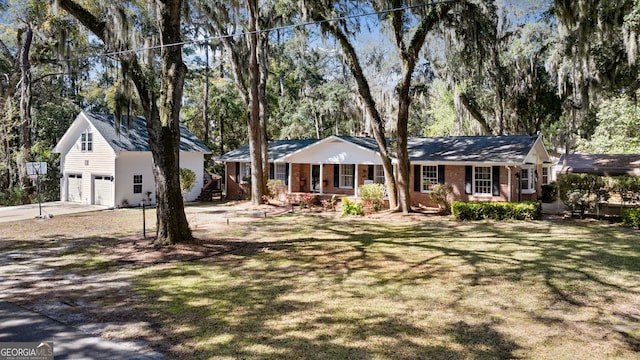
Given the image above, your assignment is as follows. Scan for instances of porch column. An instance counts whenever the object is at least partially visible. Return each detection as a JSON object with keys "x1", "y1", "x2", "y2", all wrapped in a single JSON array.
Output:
[
  {"x1": 319, "y1": 163, "x2": 324, "y2": 195},
  {"x1": 287, "y1": 163, "x2": 292, "y2": 194},
  {"x1": 354, "y1": 164, "x2": 359, "y2": 198}
]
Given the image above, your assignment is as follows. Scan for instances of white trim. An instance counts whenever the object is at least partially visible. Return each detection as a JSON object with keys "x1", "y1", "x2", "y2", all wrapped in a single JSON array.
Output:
[
  {"x1": 473, "y1": 166, "x2": 493, "y2": 196},
  {"x1": 280, "y1": 135, "x2": 385, "y2": 164}
]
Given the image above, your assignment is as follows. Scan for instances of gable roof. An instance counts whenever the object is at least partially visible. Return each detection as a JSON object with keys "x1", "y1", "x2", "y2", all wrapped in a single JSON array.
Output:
[
  {"x1": 557, "y1": 154, "x2": 640, "y2": 176},
  {"x1": 218, "y1": 134, "x2": 547, "y2": 165},
  {"x1": 85, "y1": 112, "x2": 210, "y2": 153},
  {"x1": 408, "y1": 135, "x2": 545, "y2": 164},
  {"x1": 54, "y1": 111, "x2": 210, "y2": 154},
  {"x1": 217, "y1": 139, "x2": 319, "y2": 162}
]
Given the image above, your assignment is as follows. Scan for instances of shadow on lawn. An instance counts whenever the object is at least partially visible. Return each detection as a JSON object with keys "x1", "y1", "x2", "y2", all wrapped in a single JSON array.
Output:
[{"x1": 1, "y1": 213, "x2": 639, "y2": 358}]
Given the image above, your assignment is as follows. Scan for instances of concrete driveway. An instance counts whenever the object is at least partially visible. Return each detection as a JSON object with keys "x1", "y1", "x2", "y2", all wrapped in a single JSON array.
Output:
[{"x1": 0, "y1": 202, "x2": 109, "y2": 223}]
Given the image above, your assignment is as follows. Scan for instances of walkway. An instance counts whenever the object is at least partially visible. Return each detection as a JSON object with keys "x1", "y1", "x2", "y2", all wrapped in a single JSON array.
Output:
[{"x1": 0, "y1": 301, "x2": 163, "y2": 359}]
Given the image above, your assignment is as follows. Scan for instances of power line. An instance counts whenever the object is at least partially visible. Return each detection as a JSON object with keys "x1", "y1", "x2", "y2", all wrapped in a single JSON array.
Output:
[{"x1": 89, "y1": 0, "x2": 457, "y2": 60}]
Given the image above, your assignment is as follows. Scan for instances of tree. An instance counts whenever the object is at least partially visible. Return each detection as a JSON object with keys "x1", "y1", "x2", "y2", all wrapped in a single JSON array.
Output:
[
  {"x1": 303, "y1": 0, "x2": 464, "y2": 213},
  {"x1": 575, "y1": 95, "x2": 640, "y2": 153},
  {"x1": 195, "y1": 0, "x2": 286, "y2": 205},
  {"x1": 550, "y1": 0, "x2": 639, "y2": 159},
  {"x1": 55, "y1": 0, "x2": 192, "y2": 245}
]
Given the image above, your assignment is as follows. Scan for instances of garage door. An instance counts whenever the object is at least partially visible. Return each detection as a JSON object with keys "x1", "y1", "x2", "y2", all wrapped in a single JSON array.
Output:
[
  {"x1": 93, "y1": 176, "x2": 113, "y2": 206},
  {"x1": 67, "y1": 174, "x2": 82, "y2": 202}
]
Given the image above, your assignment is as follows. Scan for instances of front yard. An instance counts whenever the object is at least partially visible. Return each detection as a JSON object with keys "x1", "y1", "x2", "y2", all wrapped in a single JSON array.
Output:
[{"x1": 0, "y1": 204, "x2": 639, "y2": 359}]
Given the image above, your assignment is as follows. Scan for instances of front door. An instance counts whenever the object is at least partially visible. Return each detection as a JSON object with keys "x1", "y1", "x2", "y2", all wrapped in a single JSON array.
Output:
[{"x1": 311, "y1": 164, "x2": 320, "y2": 193}]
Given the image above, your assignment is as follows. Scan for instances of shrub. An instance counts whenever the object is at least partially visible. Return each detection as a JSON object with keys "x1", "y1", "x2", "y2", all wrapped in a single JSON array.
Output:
[
  {"x1": 451, "y1": 201, "x2": 541, "y2": 221},
  {"x1": 299, "y1": 193, "x2": 316, "y2": 209},
  {"x1": 429, "y1": 183, "x2": 453, "y2": 213},
  {"x1": 622, "y1": 208, "x2": 640, "y2": 229},
  {"x1": 321, "y1": 195, "x2": 337, "y2": 211},
  {"x1": 341, "y1": 197, "x2": 363, "y2": 216},
  {"x1": 266, "y1": 179, "x2": 286, "y2": 201},
  {"x1": 557, "y1": 173, "x2": 605, "y2": 217},
  {"x1": 358, "y1": 183, "x2": 385, "y2": 212},
  {"x1": 179, "y1": 168, "x2": 197, "y2": 193}
]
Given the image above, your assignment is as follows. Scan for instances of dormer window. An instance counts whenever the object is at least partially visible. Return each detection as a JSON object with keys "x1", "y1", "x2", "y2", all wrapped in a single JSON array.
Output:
[{"x1": 81, "y1": 131, "x2": 93, "y2": 152}]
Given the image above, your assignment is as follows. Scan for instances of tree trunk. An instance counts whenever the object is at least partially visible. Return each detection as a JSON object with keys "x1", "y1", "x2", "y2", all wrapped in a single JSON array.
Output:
[
  {"x1": 396, "y1": 72, "x2": 412, "y2": 213},
  {"x1": 152, "y1": 0, "x2": 192, "y2": 244},
  {"x1": 258, "y1": 30, "x2": 270, "y2": 198},
  {"x1": 203, "y1": 44, "x2": 210, "y2": 145},
  {"x1": 57, "y1": 0, "x2": 193, "y2": 245},
  {"x1": 19, "y1": 24, "x2": 33, "y2": 185},
  {"x1": 248, "y1": 0, "x2": 264, "y2": 205},
  {"x1": 314, "y1": 16, "x2": 398, "y2": 209}
]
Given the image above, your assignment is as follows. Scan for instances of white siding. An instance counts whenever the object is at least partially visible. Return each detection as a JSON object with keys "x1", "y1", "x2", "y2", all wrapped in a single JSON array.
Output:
[
  {"x1": 285, "y1": 139, "x2": 382, "y2": 164},
  {"x1": 60, "y1": 121, "x2": 115, "y2": 205},
  {"x1": 114, "y1": 151, "x2": 205, "y2": 206},
  {"x1": 115, "y1": 152, "x2": 156, "y2": 207},
  {"x1": 180, "y1": 152, "x2": 205, "y2": 201}
]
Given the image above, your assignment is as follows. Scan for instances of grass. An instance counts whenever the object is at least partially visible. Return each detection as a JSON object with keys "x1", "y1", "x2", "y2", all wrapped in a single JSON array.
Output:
[{"x1": 0, "y1": 207, "x2": 639, "y2": 359}]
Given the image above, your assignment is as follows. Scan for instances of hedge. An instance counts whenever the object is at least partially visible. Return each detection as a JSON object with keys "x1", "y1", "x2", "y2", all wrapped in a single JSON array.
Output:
[
  {"x1": 622, "y1": 208, "x2": 640, "y2": 229},
  {"x1": 451, "y1": 201, "x2": 542, "y2": 221}
]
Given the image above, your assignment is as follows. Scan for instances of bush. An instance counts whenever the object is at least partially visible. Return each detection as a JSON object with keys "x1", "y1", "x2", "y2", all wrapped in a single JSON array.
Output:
[
  {"x1": 299, "y1": 193, "x2": 316, "y2": 209},
  {"x1": 179, "y1": 168, "x2": 197, "y2": 193},
  {"x1": 451, "y1": 201, "x2": 541, "y2": 221},
  {"x1": 429, "y1": 183, "x2": 453, "y2": 213},
  {"x1": 622, "y1": 208, "x2": 640, "y2": 229},
  {"x1": 358, "y1": 183, "x2": 385, "y2": 212},
  {"x1": 266, "y1": 179, "x2": 286, "y2": 201},
  {"x1": 557, "y1": 173, "x2": 605, "y2": 217},
  {"x1": 341, "y1": 197, "x2": 363, "y2": 216}
]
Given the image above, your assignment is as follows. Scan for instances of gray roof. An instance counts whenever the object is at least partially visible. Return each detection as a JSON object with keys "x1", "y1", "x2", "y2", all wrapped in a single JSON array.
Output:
[
  {"x1": 408, "y1": 135, "x2": 540, "y2": 163},
  {"x1": 335, "y1": 135, "x2": 381, "y2": 152},
  {"x1": 557, "y1": 154, "x2": 640, "y2": 176},
  {"x1": 218, "y1": 139, "x2": 320, "y2": 162},
  {"x1": 85, "y1": 112, "x2": 210, "y2": 153},
  {"x1": 219, "y1": 134, "x2": 541, "y2": 164}
]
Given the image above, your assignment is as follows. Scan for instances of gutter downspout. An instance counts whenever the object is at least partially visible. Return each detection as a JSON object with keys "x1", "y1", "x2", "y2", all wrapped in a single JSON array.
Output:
[{"x1": 505, "y1": 166, "x2": 512, "y2": 202}]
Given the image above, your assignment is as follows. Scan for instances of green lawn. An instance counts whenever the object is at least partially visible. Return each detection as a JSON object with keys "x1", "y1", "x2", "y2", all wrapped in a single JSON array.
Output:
[{"x1": 1, "y1": 208, "x2": 639, "y2": 359}]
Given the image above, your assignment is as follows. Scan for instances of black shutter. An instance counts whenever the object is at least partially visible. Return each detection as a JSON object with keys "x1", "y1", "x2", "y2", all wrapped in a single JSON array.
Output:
[
  {"x1": 334, "y1": 164, "x2": 339, "y2": 187},
  {"x1": 438, "y1": 165, "x2": 445, "y2": 184},
  {"x1": 269, "y1": 163, "x2": 274, "y2": 180},
  {"x1": 351, "y1": 164, "x2": 356, "y2": 188},
  {"x1": 285, "y1": 164, "x2": 289, "y2": 185},
  {"x1": 414, "y1": 165, "x2": 421, "y2": 192},
  {"x1": 492, "y1": 166, "x2": 501, "y2": 196},
  {"x1": 235, "y1": 162, "x2": 240, "y2": 182},
  {"x1": 465, "y1": 166, "x2": 473, "y2": 194},
  {"x1": 368, "y1": 165, "x2": 374, "y2": 181}
]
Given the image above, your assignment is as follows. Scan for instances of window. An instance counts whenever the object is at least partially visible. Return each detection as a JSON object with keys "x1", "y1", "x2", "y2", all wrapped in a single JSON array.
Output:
[
  {"x1": 521, "y1": 168, "x2": 530, "y2": 190},
  {"x1": 421, "y1": 165, "x2": 438, "y2": 192},
  {"x1": 542, "y1": 167, "x2": 550, "y2": 184},
  {"x1": 339, "y1": 164, "x2": 354, "y2": 188},
  {"x1": 240, "y1": 163, "x2": 251, "y2": 183},
  {"x1": 275, "y1": 163, "x2": 286, "y2": 181},
  {"x1": 474, "y1": 166, "x2": 492, "y2": 195},
  {"x1": 520, "y1": 167, "x2": 535, "y2": 193},
  {"x1": 374, "y1": 165, "x2": 385, "y2": 184},
  {"x1": 133, "y1": 175, "x2": 142, "y2": 194},
  {"x1": 81, "y1": 131, "x2": 93, "y2": 151}
]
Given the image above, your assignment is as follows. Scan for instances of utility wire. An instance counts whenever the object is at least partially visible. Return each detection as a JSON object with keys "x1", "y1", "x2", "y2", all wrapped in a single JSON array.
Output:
[{"x1": 89, "y1": 0, "x2": 457, "y2": 59}]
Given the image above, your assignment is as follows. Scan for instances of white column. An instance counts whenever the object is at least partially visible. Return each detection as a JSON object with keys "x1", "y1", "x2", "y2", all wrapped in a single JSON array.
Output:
[
  {"x1": 287, "y1": 163, "x2": 292, "y2": 194},
  {"x1": 319, "y1": 163, "x2": 324, "y2": 195}
]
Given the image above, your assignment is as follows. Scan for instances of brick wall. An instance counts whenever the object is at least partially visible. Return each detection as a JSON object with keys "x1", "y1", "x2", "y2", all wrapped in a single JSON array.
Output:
[{"x1": 410, "y1": 165, "x2": 514, "y2": 208}]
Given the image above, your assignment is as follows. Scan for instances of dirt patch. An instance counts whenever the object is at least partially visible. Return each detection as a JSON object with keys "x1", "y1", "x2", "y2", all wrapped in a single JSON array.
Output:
[{"x1": 102, "y1": 238, "x2": 248, "y2": 264}]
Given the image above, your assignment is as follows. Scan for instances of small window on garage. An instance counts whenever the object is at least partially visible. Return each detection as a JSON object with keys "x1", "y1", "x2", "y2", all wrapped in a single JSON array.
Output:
[
  {"x1": 81, "y1": 131, "x2": 93, "y2": 152},
  {"x1": 133, "y1": 174, "x2": 142, "y2": 194}
]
